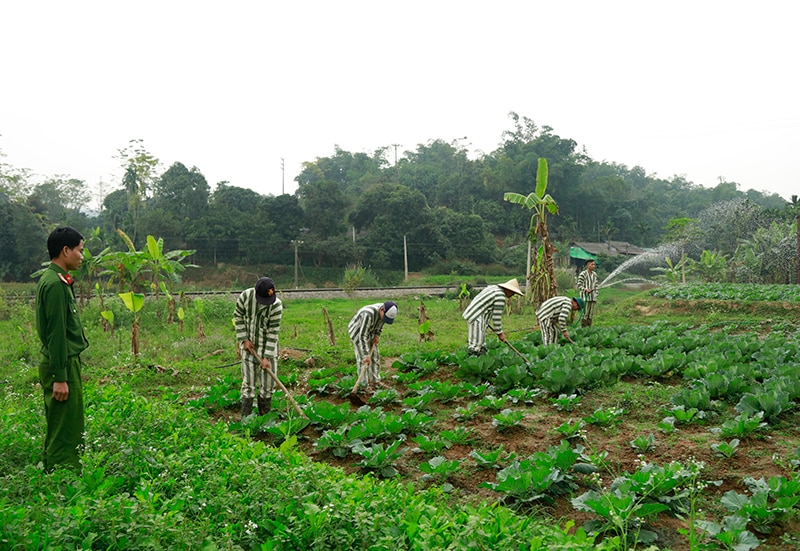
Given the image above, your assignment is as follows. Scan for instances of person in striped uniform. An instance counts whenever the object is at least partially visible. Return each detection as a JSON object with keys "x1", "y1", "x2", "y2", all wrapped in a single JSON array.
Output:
[
  {"x1": 577, "y1": 259, "x2": 598, "y2": 327},
  {"x1": 234, "y1": 277, "x2": 283, "y2": 417},
  {"x1": 535, "y1": 296, "x2": 584, "y2": 346},
  {"x1": 348, "y1": 301, "x2": 398, "y2": 392},
  {"x1": 462, "y1": 279, "x2": 524, "y2": 356}
]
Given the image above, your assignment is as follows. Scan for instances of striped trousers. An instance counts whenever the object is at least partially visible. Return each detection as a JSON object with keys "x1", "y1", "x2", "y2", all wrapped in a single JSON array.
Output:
[
  {"x1": 240, "y1": 355, "x2": 277, "y2": 400},
  {"x1": 467, "y1": 313, "x2": 490, "y2": 354},
  {"x1": 354, "y1": 342, "x2": 381, "y2": 386}
]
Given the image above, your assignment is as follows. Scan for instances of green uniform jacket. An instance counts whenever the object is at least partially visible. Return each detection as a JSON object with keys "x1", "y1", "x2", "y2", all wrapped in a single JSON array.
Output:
[{"x1": 36, "y1": 263, "x2": 89, "y2": 382}]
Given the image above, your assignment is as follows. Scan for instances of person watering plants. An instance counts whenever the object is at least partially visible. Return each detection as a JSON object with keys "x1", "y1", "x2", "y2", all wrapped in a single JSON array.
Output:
[
  {"x1": 462, "y1": 279, "x2": 524, "y2": 356},
  {"x1": 348, "y1": 301, "x2": 398, "y2": 393},
  {"x1": 535, "y1": 296, "x2": 584, "y2": 346},
  {"x1": 36, "y1": 227, "x2": 89, "y2": 472},
  {"x1": 577, "y1": 259, "x2": 598, "y2": 327},
  {"x1": 234, "y1": 277, "x2": 283, "y2": 417}
]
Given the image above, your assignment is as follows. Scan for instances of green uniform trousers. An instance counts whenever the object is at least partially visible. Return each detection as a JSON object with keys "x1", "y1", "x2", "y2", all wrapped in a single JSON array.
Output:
[{"x1": 39, "y1": 355, "x2": 84, "y2": 472}]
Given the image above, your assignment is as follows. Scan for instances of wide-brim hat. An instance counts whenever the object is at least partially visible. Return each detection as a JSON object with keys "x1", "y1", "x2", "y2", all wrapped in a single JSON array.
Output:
[
  {"x1": 573, "y1": 297, "x2": 585, "y2": 311},
  {"x1": 497, "y1": 278, "x2": 524, "y2": 296},
  {"x1": 255, "y1": 277, "x2": 277, "y2": 305}
]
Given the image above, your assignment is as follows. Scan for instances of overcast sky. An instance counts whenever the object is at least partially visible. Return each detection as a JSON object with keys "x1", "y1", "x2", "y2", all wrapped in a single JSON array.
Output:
[{"x1": 2, "y1": 1, "x2": 798, "y2": 208}]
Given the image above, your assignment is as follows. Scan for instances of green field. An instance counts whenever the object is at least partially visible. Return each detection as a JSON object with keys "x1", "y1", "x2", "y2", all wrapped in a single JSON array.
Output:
[{"x1": 2, "y1": 284, "x2": 800, "y2": 550}]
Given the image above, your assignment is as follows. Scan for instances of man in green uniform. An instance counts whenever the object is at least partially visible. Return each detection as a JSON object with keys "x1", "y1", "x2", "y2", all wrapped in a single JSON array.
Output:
[{"x1": 36, "y1": 227, "x2": 89, "y2": 472}]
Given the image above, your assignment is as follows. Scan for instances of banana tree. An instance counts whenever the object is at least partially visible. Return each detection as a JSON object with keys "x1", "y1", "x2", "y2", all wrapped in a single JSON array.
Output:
[
  {"x1": 105, "y1": 229, "x2": 149, "y2": 293},
  {"x1": 160, "y1": 281, "x2": 176, "y2": 324},
  {"x1": 100, "y1": 309, "x2": 115, "y2": 338},
  {"x1": 143, "y1": 235, "x2": 197, "y2": 300},
  {"x1": 650, "y1": 256, "x2": 690, "y2": 283},
  {"x1": 119, "y1": 291, "x2": 145, "y2": 357},
  {"x1": 694, "y1": 250, "x2": 728, "y2": 283},
  {"x1": 504, "y1": 157, "x2": 559, "y2": 308},
  {"x1": 76, "y1": 245, "x2": 113, "y2": 305},
  {"x1": 194, "y1": 298, "x2": 206, "y2": 343}
]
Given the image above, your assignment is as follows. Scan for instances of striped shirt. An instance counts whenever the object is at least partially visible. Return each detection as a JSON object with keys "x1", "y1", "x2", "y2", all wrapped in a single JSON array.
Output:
[
  {"x1": 462, "y1": 285, "x2": 507, "y2": 332},
  {"x1": 535, "y1": 296, "x2": 573, "y2": 331},
  {"x1": 577, "y1": 269, "x2": 598, "y2": 301},
  {"x1": 234, "y1": 288, "x2": 283, "y2": 358},
  {"x1": 348, "y1": 303, "x2": 385, "y2": 357}
]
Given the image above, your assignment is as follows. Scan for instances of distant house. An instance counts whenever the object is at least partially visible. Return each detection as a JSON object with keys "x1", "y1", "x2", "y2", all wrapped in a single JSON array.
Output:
[{"x1": 570, "y1": 241, "x2": 646, "y2": 263}]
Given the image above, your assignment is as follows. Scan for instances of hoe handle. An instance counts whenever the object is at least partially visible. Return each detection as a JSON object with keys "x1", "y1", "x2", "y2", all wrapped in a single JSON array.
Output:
[{"x1": 250, "y1": 349, "x2": 307, "y2": 419}]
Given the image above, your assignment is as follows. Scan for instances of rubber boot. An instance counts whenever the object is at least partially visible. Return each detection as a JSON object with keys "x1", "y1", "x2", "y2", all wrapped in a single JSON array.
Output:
[
  {"x1": 257, "y1": 396, "x2": 272, "y2": 415},
  {"x1": 240, "y1": 397, "x2": 254, "y2": 418}
]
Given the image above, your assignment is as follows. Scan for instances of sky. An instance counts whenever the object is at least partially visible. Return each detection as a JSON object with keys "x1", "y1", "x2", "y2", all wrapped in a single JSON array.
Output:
[{"x1": 2, "y1": 1, "x2": 798, "y2": 209}]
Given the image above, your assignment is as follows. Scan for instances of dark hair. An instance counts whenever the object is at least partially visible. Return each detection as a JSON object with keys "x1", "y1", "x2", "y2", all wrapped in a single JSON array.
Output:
[{"x1": 47, "y1": 227, "x2": 84, "y2": 260}]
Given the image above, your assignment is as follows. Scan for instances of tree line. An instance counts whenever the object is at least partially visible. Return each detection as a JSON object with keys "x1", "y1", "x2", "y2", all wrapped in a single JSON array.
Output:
[{"x1": 1, "y1": 113, "x2": 796, "y2": 283}]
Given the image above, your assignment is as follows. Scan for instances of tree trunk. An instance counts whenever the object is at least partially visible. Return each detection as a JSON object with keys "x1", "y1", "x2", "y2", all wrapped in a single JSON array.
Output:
[
  {"x1": 132, "y1": 319, "x2": 140, "y2": 357},
  {"x1": 528, "y1": 216, "x2": 559, "y2": 309},
  {"x1": 322, "y1": 307, "x2": 336, "y2": 346},
  {"x1": 542, "y1": 228, "x2": 558, "y2": 297},
  {"x1": 681, "y1": 244, "x2": 686, "y2": 284}
]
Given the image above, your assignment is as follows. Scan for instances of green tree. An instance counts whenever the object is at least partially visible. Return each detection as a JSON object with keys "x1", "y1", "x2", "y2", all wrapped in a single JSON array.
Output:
[
  {"x1": 152, "y1": 162, "x2": 210, "y2": 223},
  {"x1": 733, "y1": 220, "x2": 796, "y2": 283},
  {"x1": 24, "y1": 177, "x2": 91, "y2": 230},
  {"x1": 298, "y1": 180, "x2": 348, "y2": 239},
  {"x1": 433, "y1": 207, "x2": 498, "y2": 264},
  {"x1": 351, "y1": 184, "x2": 446, "y2": 271},
  {"x1": 0, "y1": 147, "x2": 30, "y2": 201},
  {"x1": 692, "y1": 250, "x2": 728, "y2": 283},
  {"x1": 1, "y1": 195, "x2": 47, "y2": 281},
  {"x1": 295, "y1": 147, "x2": 386, "y2": 196},
  {"x1": 264, "y1": 193, "x2": 307, "y2": 263},
  {"x1": 400, "y1": 139, "x2": 485, "y2": 210},
  {"x1": 116, "y1": 139, "x2": 160, "y2": 244}
]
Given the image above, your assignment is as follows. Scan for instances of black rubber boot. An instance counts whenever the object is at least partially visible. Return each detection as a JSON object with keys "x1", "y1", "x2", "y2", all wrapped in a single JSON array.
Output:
[
  {"x1": 257, "y1": 396, "x2": 272, "y2": 416},
  {"x1": 240, "y1": 397, "x2": 254, "y2": 418}
]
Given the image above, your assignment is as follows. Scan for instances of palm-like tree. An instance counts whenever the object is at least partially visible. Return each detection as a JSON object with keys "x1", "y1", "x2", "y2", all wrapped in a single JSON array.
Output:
[{"x1": 504, "y1": 158, "x2": 559, "y2": 308}]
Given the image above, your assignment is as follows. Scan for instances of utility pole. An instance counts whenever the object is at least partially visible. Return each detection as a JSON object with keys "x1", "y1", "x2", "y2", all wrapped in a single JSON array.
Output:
[
  {"x1": 291, "y1": 239, "x2": 303, "y2": 289},
  {"x1": 281, "y1": 158, "x2": 285, "y2": 195},
  {"x1": 403, "y1": 235, "x2": 408, "y2": 281},
  {"x1": 392, "y1": 144, "x2": 400, "y2": 181}
]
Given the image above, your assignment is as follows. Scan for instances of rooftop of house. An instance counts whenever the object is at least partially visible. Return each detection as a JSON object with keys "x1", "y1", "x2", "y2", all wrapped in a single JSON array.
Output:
[{"x1": 571, "y1": 241, "x2": 647, "y2": 257}]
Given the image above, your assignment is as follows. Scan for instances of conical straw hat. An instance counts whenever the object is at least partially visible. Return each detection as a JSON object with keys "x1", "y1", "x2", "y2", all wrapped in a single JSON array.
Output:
[{"x1": 497, "y1": 278, "x2": 523, "y2": 296}]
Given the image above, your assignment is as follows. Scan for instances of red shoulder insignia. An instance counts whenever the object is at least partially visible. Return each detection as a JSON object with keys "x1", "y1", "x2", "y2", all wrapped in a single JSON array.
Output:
[{"x1": 58, "y1": 273, "x2": 74, "y2": 285}]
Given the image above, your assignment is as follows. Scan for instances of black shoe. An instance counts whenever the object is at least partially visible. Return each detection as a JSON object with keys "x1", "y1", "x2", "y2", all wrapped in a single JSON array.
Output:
[
  {"x1": 241, "y1": 398, "x2": 254, "y2": 418},
  {"x1": 257, "y1": 396, "x2": 272, "y2": 415}
]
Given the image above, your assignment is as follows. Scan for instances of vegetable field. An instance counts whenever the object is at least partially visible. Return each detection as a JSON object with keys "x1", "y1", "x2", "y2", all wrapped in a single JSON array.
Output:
[{"x1": 2, "y1": 285, "x2": 800, "y2": 550}]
